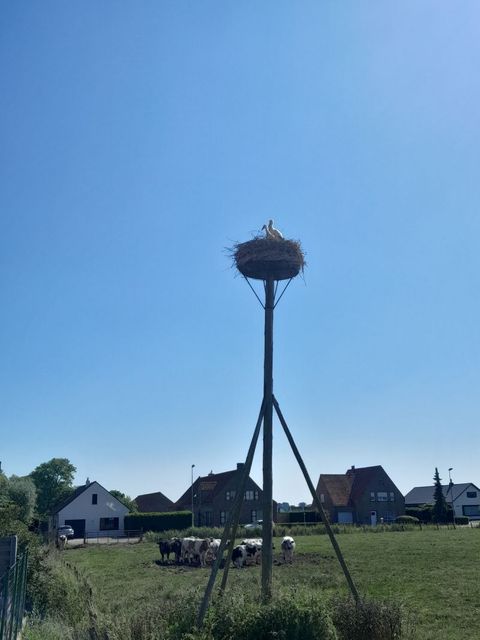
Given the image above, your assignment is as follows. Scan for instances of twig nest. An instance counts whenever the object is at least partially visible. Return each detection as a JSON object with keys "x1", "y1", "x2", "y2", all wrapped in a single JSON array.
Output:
[{"x1": 233, "y1": 238, "x2": 305, "y2": 281}]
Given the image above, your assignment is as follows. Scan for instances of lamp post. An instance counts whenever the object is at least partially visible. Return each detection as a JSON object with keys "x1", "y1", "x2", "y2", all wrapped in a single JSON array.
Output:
[
  {"x1": 448, "y1": 467, "x2": 455, "y2": 526},
  {"x1": 191, "y1": 464, "x2": 195, "y2": 529}
]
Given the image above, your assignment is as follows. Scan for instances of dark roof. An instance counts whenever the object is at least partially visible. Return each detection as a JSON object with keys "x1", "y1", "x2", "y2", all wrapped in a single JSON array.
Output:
[
  {"x1": 134, "y1": 491, "x2": 174, "y2": 513},
  {"x1": 175, "y1": 465, "x2": 261, "y2": 509},
  {"x1": 51, "y1": 484, "x2": 90, "y2": 514},
  {"x1": 318, "y1": 465, "x2": 403, "y2": 507},
  {"x1": 405, "y1": 483, "x2": 478, "y2": 505},
  {"x1": 319, "y1": 475, "x2": 352, "y2": 506}
]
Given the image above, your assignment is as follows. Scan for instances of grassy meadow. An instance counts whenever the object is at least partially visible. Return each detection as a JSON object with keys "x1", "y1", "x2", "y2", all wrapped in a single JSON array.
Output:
[{"x1": 59, "y1": 526, "x2": 480, "y2": 640}]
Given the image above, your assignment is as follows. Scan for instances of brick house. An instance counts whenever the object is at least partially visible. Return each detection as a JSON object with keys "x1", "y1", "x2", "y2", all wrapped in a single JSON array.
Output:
[
  {"x1": 134, "y1": 491, "x2": 175, "y2": 513},
  {"x1": 316, "y1": 465, "x2": 404, "y2": 525},
  {"x1": 175, "y1": 463, "x2": 276, "y2": 527}
]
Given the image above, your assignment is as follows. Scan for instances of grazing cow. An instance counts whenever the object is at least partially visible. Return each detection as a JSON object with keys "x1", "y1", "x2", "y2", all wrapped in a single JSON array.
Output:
[
  {"x1": 205, "y1": 538, "x2": 222, "y2": 564},
  {"x1": 159, "y1": 539, "x2": 172, "y2": 562},
  {"x1": 281, "y1": 536, "x2": 296, "y2": 563},
  {"x1": 170, "y1": 537, "x2": 182, "y2": 563},
  {"x1": 159, "y1": 537, "x2": 182, "y2": 563},
  {"x1": 232, "y1": 541, "x2": 262, "y2": 568},
  {"x1": 232, "y1": 544, "x2": 247, "y2": 568},
  {"x1": 181, "y1": 537, "x2": 209, "y2": 567},
  {"x1": 56, "y1": 534, "x2": 67, "y2": 550}
]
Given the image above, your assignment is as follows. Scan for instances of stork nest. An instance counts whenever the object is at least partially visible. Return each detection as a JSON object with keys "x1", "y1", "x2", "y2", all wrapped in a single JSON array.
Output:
[{"x1": 232, "y1": 237, "x2": 305, "y2": 281}]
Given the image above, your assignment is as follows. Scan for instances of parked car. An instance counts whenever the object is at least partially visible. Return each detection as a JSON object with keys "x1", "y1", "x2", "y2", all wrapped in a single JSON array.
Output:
[
  {"x1": 244, "y1": 520, "x2": 263, "y2": 531},
  {"x1": 57, "y1": 525, "x2": 75, "y2": 539}
]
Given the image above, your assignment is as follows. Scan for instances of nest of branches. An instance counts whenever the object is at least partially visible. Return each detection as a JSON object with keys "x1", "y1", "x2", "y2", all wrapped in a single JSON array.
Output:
[{"x1": 232, "y1": 237, "x2": 305, "y2": 281}]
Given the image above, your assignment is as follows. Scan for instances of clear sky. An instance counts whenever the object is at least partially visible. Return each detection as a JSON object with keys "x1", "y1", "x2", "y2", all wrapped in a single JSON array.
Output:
[{"x1": 1, "y1": 2, "x2": 479, "y2": 506}]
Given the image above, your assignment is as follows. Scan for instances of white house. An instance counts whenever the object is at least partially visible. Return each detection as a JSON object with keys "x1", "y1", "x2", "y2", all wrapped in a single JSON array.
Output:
[
  {"x1": 50, "y1": 481, "x2": 130, "y2": 538},
  {"x1": 405, "y1": 482, "x2": 480, "y2": 520}
]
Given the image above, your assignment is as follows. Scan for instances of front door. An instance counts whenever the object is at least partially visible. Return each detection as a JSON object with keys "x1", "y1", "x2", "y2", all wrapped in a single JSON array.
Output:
[{"x1": 370, "y1": 511, "x2": 377, "y2": 526}]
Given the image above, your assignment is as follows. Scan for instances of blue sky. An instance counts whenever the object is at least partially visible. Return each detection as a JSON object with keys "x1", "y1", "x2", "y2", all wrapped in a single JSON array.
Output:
[{"x1": 1, "y1": 2, "x2": 479, "y2": 505}]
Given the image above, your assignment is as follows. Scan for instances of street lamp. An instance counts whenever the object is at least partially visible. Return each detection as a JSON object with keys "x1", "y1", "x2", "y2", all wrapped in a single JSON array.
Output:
[
  {"x1": 448, "y1": 468, "x2": 455, "y2": 526},
  {"x1": 191, "y1": 464, "x2": 195, "y2": 529}
]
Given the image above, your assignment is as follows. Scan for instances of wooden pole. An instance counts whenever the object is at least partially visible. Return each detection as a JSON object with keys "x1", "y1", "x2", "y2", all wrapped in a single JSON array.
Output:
[
  {"x1": 262, "y1": 278, "x2": 275, "y2": 602},
  {"x1": 273, "y1": 395, "x2": 360, "y2": 603},
  {"x1": 197, "y1": 400, "x2": 265, "y2": 627}
]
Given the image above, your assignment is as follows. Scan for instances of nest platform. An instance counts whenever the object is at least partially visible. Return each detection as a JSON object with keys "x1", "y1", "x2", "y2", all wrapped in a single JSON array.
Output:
[{"x1": 233, "y1": 238, "x2": 304, "y2": 281}]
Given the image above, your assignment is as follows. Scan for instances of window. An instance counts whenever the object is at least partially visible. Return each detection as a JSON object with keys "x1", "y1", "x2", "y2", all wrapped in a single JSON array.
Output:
[
  {"x1": 377, "y1": 492, "x2": 388, "y2": 502},
  {"x1": 226, "y1": 490, "x2": 236, "y2": 501},
  {"x1": 220, "y1": 511, "x2": 229, "y2": 525},
  {"x1": 370, "y1": 492, "x2": 375, "y2": 502},
  {"x1": 99, "y1": 517, "x2": 119, "y2": 531},
  {"x1": 463, "y1": 505, "x2": 480, "y2": 517},
  {"x1": 320, "y1": 494, "x2": 325, "y2": 503},
  {"x1": 251, "y1": 510, "x2": 257, "y2": 522},
  {"x1": 245, "y1": 490, "x2": 254, "y2": 500},
  {"x1": 92, "y1": 494, "x2": 98, "y2": 505},
  {"x1": 467, "y1": 491, "x2": 477, "y2": 498},
  {"x1": 389, "y1": 492, "x2": 394, "y2": 502},
  {"x1": 204, "y1": 511, "x2": 213, "y2": 526}
]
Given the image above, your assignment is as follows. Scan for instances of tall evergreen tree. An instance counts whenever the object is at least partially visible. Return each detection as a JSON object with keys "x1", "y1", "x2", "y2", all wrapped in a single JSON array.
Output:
[{"x1": 432, "y1": 467, "x2": 448, "y2": 523}]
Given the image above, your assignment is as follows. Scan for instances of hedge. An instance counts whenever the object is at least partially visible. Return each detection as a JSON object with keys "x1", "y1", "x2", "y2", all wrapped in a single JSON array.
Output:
[{"x1": 124, "y1": 511, "x2": 191, "y2": 532}]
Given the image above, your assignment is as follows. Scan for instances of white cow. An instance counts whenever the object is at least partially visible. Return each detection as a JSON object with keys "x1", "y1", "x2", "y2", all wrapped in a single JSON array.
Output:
[
  {"x1": 281, "y1": 536, "x2": 295, "y2": 563},
  {"x1": 205, "y1": 538, "x2": 221, "y2": 564},
  {"x1": 56, "y1": 534, "x2": 67, "y2": 550}
]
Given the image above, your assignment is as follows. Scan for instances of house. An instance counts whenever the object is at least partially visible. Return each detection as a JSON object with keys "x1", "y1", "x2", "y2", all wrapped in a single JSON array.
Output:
[
  {"x1": 405, "y1": 483, "x2": 480, "y2": 520},
  {"x1": 316, "y1": 465, "x2": 405, "y2": 525},
  {"x1": 175, "y1": 463, "x2": 277, "y2": 527},
  {"x1": 134, "y1": 491, "x2": 175, "y2": 513},
  {"x1": 50, "y1": 481, "x2": 130, "y2": 538}
]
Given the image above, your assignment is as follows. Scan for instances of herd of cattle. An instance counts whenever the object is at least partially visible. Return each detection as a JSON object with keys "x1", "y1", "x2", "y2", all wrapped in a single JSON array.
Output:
[{"x1": 158, "y1": 535, "x2": 296, "y2": 568}]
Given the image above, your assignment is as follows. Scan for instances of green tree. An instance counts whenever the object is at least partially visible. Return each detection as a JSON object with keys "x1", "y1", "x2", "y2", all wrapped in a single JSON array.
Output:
[
  {"x1": 110, "y1": 489, "x2": 138, "y2": 512},
  {"x1": 432, "y1": 467, "x2": 448, "y2": 523},
  {"x1": 7, "y1": 475, "x2": 37, "y2": 523},
  {"x1": 30, "y1": 458, "x2": 76, "y2": 518}
]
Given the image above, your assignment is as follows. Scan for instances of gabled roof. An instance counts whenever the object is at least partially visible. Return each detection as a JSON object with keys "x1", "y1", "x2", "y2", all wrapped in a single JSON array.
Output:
[
  {"x1": 318, "y1": 465, "x2": 403, "y2": 508},
  {"x1": 175, "y1": 465, "x2": 261, "y2": 508},
  {"x1": 319, "y1": 474, "x2": 352, "y2": 507},
  {"x1": 51, "y1": 484, "x2": 91, "y2": 514},
  {"x1": 134, "y1": 491, "x2": 174, "y2": 513},
  {"x1": 51, "y1": 481, "x2": 128, "y2": 514},
  {"x1": 405, "y1": 483, "x2": 479, "y2": 505}
]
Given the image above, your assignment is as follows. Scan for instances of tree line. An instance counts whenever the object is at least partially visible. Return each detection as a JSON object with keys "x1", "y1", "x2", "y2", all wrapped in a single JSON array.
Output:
[{"x1": 0, "y1": 457, "x2": 137, "y2": 541}]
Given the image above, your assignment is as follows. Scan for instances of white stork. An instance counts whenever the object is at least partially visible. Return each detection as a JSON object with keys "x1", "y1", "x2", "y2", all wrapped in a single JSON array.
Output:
[{"x1": 267, "y1": 219, "x2": 283, "y2": 240}]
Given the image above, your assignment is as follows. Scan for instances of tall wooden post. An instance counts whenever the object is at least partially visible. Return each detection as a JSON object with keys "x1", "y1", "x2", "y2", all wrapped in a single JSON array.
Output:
[{"x1": 262, "y1": 278, "x2": 275, "y2": 602}]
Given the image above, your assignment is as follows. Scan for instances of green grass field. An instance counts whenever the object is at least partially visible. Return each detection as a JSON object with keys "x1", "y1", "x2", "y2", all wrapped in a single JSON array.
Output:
[{"x1": 66, "y1": 527, "x2": 480, "y2": 639}]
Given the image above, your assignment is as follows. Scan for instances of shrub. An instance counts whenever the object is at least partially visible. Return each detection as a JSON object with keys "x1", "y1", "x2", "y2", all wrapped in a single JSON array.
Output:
[
  {"x1": 204, "y1": 590, "x2": 337, "y2": 640},
  {"x1": 28, "y1": 549, "x2": 90, "y2": 629},
  {"x1": 394, "y1": 515, "x2": 419, "y2": 524},
  {"x1": 125, "y1": 511, "x2": 191, "y2": 533},
  {"x1": 331, "y1": 596, "x2": 414, "y2": 640},
  {"x1": 406, "y1": 505, "x2": 432, "y2": 523},
  {"x1": 454, "y1": 516, "x2": 469, "y2": 525}
]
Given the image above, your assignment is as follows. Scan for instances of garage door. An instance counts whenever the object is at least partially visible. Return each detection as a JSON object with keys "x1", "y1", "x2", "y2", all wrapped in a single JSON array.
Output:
[
  {"x1": 64, "y1": 519, "x2": 86, "y2": 538},
  {"x1": 337, "y1": 512, "x2": 353, "y2": 524}
]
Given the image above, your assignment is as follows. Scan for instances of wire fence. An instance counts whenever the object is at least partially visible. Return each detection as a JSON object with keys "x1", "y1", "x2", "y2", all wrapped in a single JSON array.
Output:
[{"x1": 0, "y1": 551, "x2": 28, "y2": 640}]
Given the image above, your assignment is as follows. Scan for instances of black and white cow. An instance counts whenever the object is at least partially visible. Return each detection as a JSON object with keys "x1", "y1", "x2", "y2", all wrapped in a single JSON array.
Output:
[
  {"x1": 231, "y1": 541, "x2": 262, "y2": 568},
  {"x1": 181, "y1": 537, "x2": 210, "y2": 567}
]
